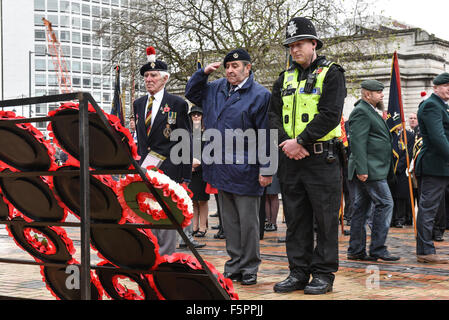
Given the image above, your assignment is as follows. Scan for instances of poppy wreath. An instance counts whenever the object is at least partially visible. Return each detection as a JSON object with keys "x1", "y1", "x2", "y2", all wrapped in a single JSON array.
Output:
[
  {"x1": 148, "y1": 253, "x2": 239, "y2": 300},
  {"x1": 47, "y1": 102, "x2": 139, "y2": 170},
  {"x1": 0, "y1": 110, "x2": 58, "y2": 172},
  {"x1": 117, "y1": 167, "x2": 193, "y2": 228}
]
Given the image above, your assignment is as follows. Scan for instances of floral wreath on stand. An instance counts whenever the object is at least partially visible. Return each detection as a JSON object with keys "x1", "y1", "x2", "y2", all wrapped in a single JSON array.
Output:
[{"x1": 117, "y1": 166, "x2": 193, "y2": 228}]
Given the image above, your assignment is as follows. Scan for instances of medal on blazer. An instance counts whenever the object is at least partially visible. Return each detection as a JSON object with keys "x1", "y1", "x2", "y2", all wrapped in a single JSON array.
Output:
[{"x1": 163, "y1": 111, "x2": 177, "y2": 138}]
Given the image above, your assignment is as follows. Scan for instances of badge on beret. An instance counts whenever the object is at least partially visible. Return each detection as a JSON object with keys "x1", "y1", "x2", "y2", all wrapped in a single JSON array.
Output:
[
  {"x1": 233, "y1": 53, "x2": 239, "y2": 59},
  {"x1": 151, "y1": 62, "x2": 155, "y2": 68}
]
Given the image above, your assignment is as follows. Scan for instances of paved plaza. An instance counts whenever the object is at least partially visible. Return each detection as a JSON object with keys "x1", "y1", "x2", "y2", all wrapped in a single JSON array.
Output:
[{"x1": 0, "y1": 198, "x2": 448, "y2": 301}]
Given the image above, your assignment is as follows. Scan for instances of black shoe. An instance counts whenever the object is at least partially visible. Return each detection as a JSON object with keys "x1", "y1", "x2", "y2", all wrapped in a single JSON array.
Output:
[
  {"x1": 304, "y1": 277, "x2": 332, "y2": 295},
  {"x1": 369, "y1": 253, "x2": 400, "y2": 261},
  {"x1": 223, "y1": 272, "x2": 242, "y2": 282},
  {"x1": 265, "y1": 223, "x2": 277, "y2": 232},
  {"x1": 347, "y1": 253, "x2": 376, "y2": 261},
  {"x1": 343, "y1": 230, "x2": 351, "y2": 236},
  {"x1": 211, "y1": 225, "x2": 220, "y2": 230},
  {"x1": 433, "y1": 235, "x2": 444, "y2": 242},
  {"x1": 393, "y1": 223, "x2": 404, "y2": 228},
  {"x1": 179, "y1": 240, "x2": 206, "y2": 249},
  {"x1": 210, "y1": 212, "x2": 219, "y2": 217},
  {"x1": 277, "y1": 237, "x2": 286, "y2": 243},
  {"x1": 194, "y1": 230, "x2": 207, "y2": 238},
  {"x1": 241, "y1": 274, "x2": 257, "y2": 285},
  {"x1": 214, "y1": 231, "x2": 225, "y2": 239},
  {"x1": 273, "y1": 275, "x2": 308, "y2": 293}
]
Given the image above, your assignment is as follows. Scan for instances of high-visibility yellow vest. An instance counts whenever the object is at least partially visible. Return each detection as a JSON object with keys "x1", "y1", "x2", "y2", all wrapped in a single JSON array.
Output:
[{"x1": 281, "y1": 62, "x2": 341, "y2": 141}]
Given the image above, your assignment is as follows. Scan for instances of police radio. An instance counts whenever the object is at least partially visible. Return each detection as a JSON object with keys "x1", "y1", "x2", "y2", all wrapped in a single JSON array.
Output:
[{"x1": 304, "y1": 73, "x2": 318, "y2": 94}]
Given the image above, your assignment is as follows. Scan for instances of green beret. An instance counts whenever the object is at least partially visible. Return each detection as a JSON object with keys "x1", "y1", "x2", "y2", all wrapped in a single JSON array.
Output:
[
  {"x1": 433, "y1": 72, "x2": 449, "y2": 85},
  {"x1": 361, "y1": 80, "x2": 384, "y2": 91}
]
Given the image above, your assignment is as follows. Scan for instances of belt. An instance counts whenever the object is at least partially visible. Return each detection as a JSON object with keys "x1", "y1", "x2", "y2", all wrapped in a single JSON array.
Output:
[{"x1": 303, "y1": 140, "x2": 335, "y2": 155}]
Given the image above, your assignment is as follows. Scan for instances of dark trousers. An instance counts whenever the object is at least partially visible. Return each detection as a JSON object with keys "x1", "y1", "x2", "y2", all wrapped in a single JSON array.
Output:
[
  {"x1": 392, "y1": 198, "x2": 407, "y2": 226},
  {"x1": 279, "y1": 154, "x2": 341, "y2": 284},
  {"x1": 416, "y1": 175, "x2": 449, "y2": 255}
]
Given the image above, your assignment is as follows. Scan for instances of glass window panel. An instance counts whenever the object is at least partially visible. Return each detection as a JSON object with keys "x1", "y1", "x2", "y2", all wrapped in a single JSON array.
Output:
[
  {"x1": 83, "y1": 78, "x2": 91, "y2": 87},
  {"x1": 72, "y1": 32, "x2": 81, "y2": 43},
  {"x1": 72, "y1": 76, "x2": 81, "y2": 86},
  {"x1": 35, "y1": 44, "x2": 47, "y2": 56},
  {"x1": 83, "y1": 47, "x2": 91, "y2": 59},
  {"x1": 35, "y1": 59, "x2": 46, "y2": 71},
  {"x1": 92, "y1": 63, "x2": 101, "y2": 74},
  {"x1": 72, "y1": 46, "x2": 81, "y2": 58},
  {"x1": 92, "y1": 6, "x2": 100, "y2": 17},
  {"x1": 35, "y1": 30, "x2": 46, "y2": 41},
  {"x1": 35, "y1": 74, "x2": 46, "y2": 86},
  {"x1": 34, "y1": 0, "x2": 45, "y2": 10},
  {"x1": 83, "y1": 62, "x2": 91, "y2": 73},
  {"x1": 34, "y1": 14, "x2": 45, "y2": 26},
  {"x1": 72, "y1": 3, "x2": 80, "y2": 14},
  {"x1": 92, "y1": 48, "x2": 101, "y2": 59},
  {"x1": 82, "y1": 18, "x2": 91, "y2": 30},
  {"x1": 60, "y1": 16, "x2": 70, "y2": 27},
  {"x1": 72, "y1": 17, "x2": 80, "y2": 29},
  {"x1": 72, "y1": 61, "x2": 81, "y2": 72},
  {"x1": 47, "y1": 0, "x2": 58, "y2": 11},
  {"x1": 60, "y1": 1, "x2": 70, "y2": 12},
  {"x1": 60, "y1": 31, "x2": 70, "y2": 42},
  {"x1": 82, "y1": 33, "x2": 91, "y2": 44},
  {"x1": 82, "y1": 4, "x2": 90, "y2": 15}
]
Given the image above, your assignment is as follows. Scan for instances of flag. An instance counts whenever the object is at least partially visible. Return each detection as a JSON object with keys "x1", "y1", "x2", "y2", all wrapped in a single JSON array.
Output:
[
  {"x1": 197, "y1": 53, "x2": 202, "y2": 70},
  {"x1": 386, "y1": 51, "x2": 404, "y2": 132},
  {"x1": 339, "y1": 117, "x2": 348, "y2": 147},
  {"x1": 111, "y1": 65, "x2": 125, "y2": 126}
]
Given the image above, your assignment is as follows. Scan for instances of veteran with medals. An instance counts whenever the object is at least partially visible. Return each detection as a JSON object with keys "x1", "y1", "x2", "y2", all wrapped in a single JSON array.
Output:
[{"x1": 133, "y1": 46, "x2": 192, "y2": 255}]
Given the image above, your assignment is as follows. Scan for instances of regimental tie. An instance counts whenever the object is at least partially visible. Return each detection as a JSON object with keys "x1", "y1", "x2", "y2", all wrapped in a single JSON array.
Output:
[{"x1": 145, "y1": 95, "x2": 155, "y2": 136}]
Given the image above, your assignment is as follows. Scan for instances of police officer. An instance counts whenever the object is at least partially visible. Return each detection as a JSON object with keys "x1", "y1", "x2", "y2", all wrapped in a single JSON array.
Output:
[{"x1": 269, "y1": 17, "x2": 346, "y2": 295}]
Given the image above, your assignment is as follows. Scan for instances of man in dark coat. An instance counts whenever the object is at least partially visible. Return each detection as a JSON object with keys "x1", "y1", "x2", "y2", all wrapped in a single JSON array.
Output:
[
  {"x1": 185, "y1": 48, "x2": 272, "y2": 286},
  {"x1": 347, "y1": 79, "x2": 400, "y2": 262},
  {"x1": 133, "y1": 47, "x2": 192, "y2": 255},
  {"x1": 415, "y1": 72, "x2": 449, "y2": 264}
]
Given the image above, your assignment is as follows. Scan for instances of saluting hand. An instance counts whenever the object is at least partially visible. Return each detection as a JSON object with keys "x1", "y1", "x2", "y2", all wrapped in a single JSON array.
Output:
[
  {"x1": 204, "y1": 62, "x2": 221, "y2": 75},
  {"x1": 280, "y1": 139, "x2": 310, "y2": 160}
]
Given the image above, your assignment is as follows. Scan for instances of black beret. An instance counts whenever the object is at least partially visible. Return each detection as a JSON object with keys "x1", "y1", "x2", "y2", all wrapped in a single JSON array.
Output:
[
  {"x1": 361, "y1": 80, "x2": 384, "y2": 91},
  {"x1": 223, "y1": 48, "x2": 251, "y2": 66},
  {"x1": 433, "y1": 72, "x2": 449, "y2": 85},
  {"x1": 140, "y1": 60, "x2": 168, "y2": 76}
]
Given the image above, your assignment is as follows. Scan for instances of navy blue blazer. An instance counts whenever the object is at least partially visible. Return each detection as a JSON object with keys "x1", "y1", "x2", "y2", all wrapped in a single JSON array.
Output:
[{"x1": 133, "y1": 90, "x2": 192, "y2": 183}]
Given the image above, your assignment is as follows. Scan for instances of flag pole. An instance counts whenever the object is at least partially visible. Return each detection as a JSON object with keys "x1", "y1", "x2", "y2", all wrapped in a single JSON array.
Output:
[{"x1": 393, "y1": 51, "x2": 417, "y2": 238}]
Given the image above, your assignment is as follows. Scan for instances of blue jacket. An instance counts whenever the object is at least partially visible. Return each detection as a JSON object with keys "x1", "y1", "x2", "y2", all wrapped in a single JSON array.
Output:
[{"x1": 185, "y1": 69, "x2": 271, "y2": 196}]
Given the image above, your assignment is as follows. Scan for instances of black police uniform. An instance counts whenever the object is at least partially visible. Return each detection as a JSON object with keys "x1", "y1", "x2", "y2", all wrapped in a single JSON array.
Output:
[{"x1": 268, "y1": 56, "x2": 346, "y2": 286}]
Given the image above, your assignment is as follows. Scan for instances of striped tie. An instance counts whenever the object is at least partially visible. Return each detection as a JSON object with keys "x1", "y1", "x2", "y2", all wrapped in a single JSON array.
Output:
[{"x1": 145, "y1": 96, "x2": 154, "y2": 136}]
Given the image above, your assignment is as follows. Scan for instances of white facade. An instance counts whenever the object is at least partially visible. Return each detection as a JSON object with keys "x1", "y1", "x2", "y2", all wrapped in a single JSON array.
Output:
[{"x1": 0, "y1": 0, "x2": 129, "y2": 134}]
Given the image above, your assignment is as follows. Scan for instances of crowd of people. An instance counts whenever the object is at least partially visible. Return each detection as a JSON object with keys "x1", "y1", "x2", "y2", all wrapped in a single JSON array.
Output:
[{"x1": 126, "y1": 16, "x2": 449, "y2": 295}]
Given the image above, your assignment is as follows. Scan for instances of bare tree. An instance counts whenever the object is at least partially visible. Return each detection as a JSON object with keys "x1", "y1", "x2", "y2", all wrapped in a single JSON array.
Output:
[{"x1": 96, "y1": 0, "x2": 395, "y2": 112}]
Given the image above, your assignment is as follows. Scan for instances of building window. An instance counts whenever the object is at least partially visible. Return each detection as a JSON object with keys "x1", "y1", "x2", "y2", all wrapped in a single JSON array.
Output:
[
  {"x1": 93, "y1": 63, "x2": 101, "y2": 74},
  {"x1": 103, "y1": 93, "x2": 111, "y2": 102},
  {"x1": 82, "y1": 18, "x2": 91, "y2": 30},
  {"x1": 35, "y1": 44, "x2": 47, "y2": 56},
  {"x1": 72, "y1": 17, "x2": 80, "y2": 29},
  {"x1": 102, "y1": 0, "x2": 110, "y2": 4},
  {"x1": 47, "y1": 15, "x2": 58, "y2": 27},
  {"x1": 92, "y1": 48, "x2": 101, "y2": 60},
  {"x1": 60, "y1": 1, "x2": 70, "y2": 12},
  {"x1": 93, "y1": 77, "x2": 101, "y2": 88},
  {"x1": 35, "y1": 30, "x2": 46, "y2": 41},
  {"x1": 72, "y1": 3, "x2": 80, "y2": 14},
  {"x1": 34, "y1": 14, "x2": 45, "y2": 26},
  {"x1": 72, "y1": 61, "x2": 81, "y2": 73},
  {"x1": 47, "y1": 0, "x2": 58, "y2": 11},
  {"x1": 102, "y1": 7, "x2": 110, "y2": 18},
  {"x1": 60, "y1": 15, "x2": 70, "y2": 27},
  {"x1": 111, "y1": 0, "x2": 119, "y2": 5},
  {"x1": 61, "y1": 46, "x2": 70, "y2": 57},
  {"x1": 121, "y1": 0, "x2": 128, "y2": 6},
  {"x1": 72, "y1": 76, "x2": 81, "y2": 87},
  {"x1": 72, "y1": 46, "x2": 81, "y2": 58},
  {"x1": 83, "y1": 62, "x2": 91, "y2": 73},
  {"x1": 82, "y1": 33, "x2": 91, "y2": 45},
  {"x1": 48, "y1": 74, "x2": 58, "y2": 86},
  {"x1": 34, "y1": 0, "x2": 45, "y2": 11},
  {"x1": 83, "y1": 78, "x2": 91, "y2": 87},
  {"x1": 72, "y1": 32, "x2": 81, "y2": 43},
  {"x1": 92, "y1": 6, "x2": 100, "y2": 17},
  {"x1": 82, "y1": 4, "x2": 90, "y2": 16},
  {"x1": 35, "y1": 74, "x2": 46, "y2": 86},
  {"x1": 35, "y1": 59, "x2": 46, "y2": 71},
  {"x1": 83, "y1": 47, "x2": 91, "y2": 59},
  {"x1": 60, "y1": 31, "x2": 70, "y2": 42}
]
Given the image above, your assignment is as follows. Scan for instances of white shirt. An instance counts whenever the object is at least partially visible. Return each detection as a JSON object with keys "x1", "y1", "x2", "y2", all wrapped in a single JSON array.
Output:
[
  {"x1": 234, "y1": 77, "x2": 249, "y2": 91},
  {"x1": 146, "y1": 89, "x2": 164, "y2": 126}
]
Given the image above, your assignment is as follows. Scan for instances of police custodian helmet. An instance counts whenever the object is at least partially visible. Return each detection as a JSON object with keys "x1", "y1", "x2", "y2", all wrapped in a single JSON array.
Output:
[{"x1": 283, "y1": 17, "x2": 323, "y2": 50}]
